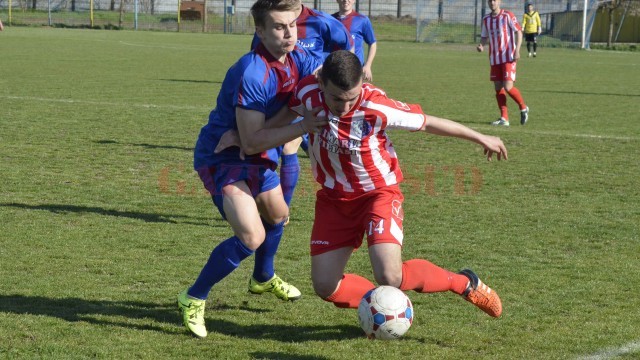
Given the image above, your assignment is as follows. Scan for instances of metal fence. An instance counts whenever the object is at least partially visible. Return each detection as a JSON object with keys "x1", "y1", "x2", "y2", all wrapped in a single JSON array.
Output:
[{"x1": 1, "y1": 0, "x2": 638, "y2": 45}]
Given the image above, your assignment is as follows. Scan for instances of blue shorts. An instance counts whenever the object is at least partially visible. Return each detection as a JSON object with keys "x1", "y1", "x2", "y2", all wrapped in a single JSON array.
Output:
[{"x1": 196, "y1": 163, "x2": 280, "y2": 219}]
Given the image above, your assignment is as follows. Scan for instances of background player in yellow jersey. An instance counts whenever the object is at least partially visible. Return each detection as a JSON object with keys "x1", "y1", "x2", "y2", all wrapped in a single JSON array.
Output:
[{"x1": 522, "y1": 2, "x2": 542, "y2": 57}]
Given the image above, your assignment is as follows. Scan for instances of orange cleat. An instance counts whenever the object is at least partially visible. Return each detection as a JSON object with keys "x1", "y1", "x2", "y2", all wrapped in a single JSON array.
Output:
[{"x1": 459, "y1": 269, "x2": 503, "y2": 318}]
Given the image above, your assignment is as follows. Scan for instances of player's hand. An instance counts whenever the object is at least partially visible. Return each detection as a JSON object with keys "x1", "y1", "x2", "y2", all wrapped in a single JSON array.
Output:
[
  {"x1": 301, "y1": 106, "x2": 328, "y2": 133},
  {"x1": 363, "y1": 67, "x2": 373, "y2": 83},
  {"x1": 215, "y1": 129, "x2": 245, "y2": 160},
  {"x1": 480, "y1": 135, "x2": 508, "y2": 161},
  {"x1": 476, "y1": 44, "x2": 483, "y2": 52}
]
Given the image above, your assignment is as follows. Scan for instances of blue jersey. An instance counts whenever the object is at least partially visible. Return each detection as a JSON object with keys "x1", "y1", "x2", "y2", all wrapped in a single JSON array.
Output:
[
  {"x1": 332, "y1": 11, "x2": 376, "y2": 65},
  {"x1": 194, "y1": 44, "x2": 320, "y2": 170},
  {"x1": 251, "y1": 5, "x2": 353, "y2": 63}
]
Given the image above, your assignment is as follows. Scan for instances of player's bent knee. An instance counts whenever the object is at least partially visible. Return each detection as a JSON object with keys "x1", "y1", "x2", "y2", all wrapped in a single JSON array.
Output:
[
  {"x1": 313, "y1": 280, "x2": 339, "y2": 300},
  {"x1": 266, "y1": 213, "x2": 289, "y2": 226},
  {"x1": 236, "y1": 230, "x2": 266, "y2": 251},
  {"x1": 374, "y1": 272, "x2": 403, "y2": 288}
]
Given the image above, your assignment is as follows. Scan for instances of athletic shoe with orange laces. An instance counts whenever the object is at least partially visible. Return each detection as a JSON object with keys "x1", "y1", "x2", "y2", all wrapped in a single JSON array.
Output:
[{"x1": 459, "y1": 269, "x2": 502, "y2": 318}]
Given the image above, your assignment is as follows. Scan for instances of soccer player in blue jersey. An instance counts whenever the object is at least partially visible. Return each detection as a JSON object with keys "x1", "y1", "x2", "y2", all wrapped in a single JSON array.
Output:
[
  {"x1": 251, "y1": 2, "x2": 354, "y2": 63},
  {"x1": 177, "y1": 0, "x2": 325, "y2": 339},
  {"x1": 250, "y1": 1, "x2": 354, "y2": 236},
  {"x1": 332, "y1": 0, "x2": 377, "y2": 82}
]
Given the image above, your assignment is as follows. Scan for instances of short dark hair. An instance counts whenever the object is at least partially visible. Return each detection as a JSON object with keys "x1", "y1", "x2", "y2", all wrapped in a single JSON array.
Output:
[
  {"x1": 319, "y1": 50, "x2": 363, "y2": 90},
  {"x1": 251, "y1": 0, "x2": 300, "y2": 28}
]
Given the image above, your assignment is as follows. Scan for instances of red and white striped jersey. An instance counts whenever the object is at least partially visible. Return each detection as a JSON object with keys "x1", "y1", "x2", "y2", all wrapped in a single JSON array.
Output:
[
  {"x1": 289, "y1": 76, "x2": 427, "y2": 195},
  {"x1": 481, "y1": 9, "x2": 522, "y2": 65}
]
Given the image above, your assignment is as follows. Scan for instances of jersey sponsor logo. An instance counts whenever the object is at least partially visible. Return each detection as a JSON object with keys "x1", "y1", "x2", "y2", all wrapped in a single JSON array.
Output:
[
  {"x1": 297, "y1": 40, "x2": 316, "y2": 49},
  {"x1": 282, "y1": 78, "x2": 295, "y2": 88},
  {"x1": 318, "y1": 129, "x2": 362, "y2": 155},
  {"x1": 311, "y1": 240, "x2": 330, "y2": 245}
]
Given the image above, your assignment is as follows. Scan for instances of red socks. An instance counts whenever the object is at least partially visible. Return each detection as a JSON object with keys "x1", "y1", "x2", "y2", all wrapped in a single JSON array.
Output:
[
  {"x1": 495, "y1": 89, "x2": 508, "y2": 120},
  {"x1": 325, "y1": 274, "x2": 375, "y2": 309},
  {"x1": 506, "y1": 87, "x2": 527, "y2": 110},
  {"x1": 324, "y1": 260, "x2": 470, "y2": 308},
  {"x1": 399, "y1": 259, "x2": 468, "y2": 295},
  {"x1": 496, "y1": 87, "x2": 527, "y2": 120}
]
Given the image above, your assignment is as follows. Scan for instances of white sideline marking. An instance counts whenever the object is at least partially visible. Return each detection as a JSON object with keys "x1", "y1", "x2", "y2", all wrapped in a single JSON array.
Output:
[
  {"x1": 578, "y1": 340, "x2": 640, "y2": 360},
  {"x1": 3, "y1": 95, "x2": 208, "y2": 111},
  {"x1": 527, "y1": 130, "x2": 638, "y2": 142},
  {"x1": 2, "y1": 95, "x2": 639, "y2": 142},
  {"x1": 119, "y1": 41, "x2": 216, "y2": 51}
]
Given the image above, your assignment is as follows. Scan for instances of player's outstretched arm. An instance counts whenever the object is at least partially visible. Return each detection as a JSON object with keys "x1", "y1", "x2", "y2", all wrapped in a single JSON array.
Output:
[{"x1": 421, "y1": 115, "x2": 508, "y2": 161}]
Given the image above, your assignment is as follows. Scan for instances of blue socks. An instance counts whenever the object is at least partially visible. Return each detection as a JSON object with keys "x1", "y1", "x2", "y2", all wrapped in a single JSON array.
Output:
[
  {"x1": 187, "y1": 219, "x2": 287, "y2": 298},
  {"x1": 188, "y1": 236, "x2": 254, "y2": 299},
  {"x1": 252, "y1": 219, "x2": 286, "y2": 283},
  {"x1": 280, "y1": 154, "x2": 299, "y2": 207},
  {"x1": 247, "y1": 152, "x2": 299, "y2": 283}
]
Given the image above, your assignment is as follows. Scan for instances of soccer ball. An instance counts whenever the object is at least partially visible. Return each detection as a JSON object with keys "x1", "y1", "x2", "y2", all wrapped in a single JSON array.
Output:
[{"x1": 358, "y1": 286, "x2": 414, "y2": 340}]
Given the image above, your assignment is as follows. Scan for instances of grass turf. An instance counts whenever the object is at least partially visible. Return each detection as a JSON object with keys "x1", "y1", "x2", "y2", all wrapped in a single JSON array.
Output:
[{"x1": 1, "y1": 27, "x2": 639, "y2": 359}]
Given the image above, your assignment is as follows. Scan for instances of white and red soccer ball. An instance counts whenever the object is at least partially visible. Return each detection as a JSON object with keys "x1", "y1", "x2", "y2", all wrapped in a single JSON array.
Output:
[{"x1": 358, "y1": 285, "x2": 414, "y2": 340}]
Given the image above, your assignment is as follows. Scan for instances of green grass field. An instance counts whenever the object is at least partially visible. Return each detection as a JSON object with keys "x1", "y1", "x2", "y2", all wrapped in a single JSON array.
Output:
[{"x1": 1, "y1": 27, "x2": 639, "y2": 359}]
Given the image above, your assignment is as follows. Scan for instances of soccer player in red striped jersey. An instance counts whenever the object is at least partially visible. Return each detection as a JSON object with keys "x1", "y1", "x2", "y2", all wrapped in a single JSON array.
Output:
[
  {"x1": 215, "y1": 50, "x2": 508, "y2": 318},
  {"x1": 477, "y1": 0, "x2": 529, "y2": 126},
  {"x1": 290, "y1": 50, "x2": 507, "y2": 318}
]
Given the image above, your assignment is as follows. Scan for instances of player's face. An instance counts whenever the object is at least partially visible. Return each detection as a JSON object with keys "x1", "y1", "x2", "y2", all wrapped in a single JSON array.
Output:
[
  {"x1": 527, "y1": 4, "x2": 533, "y2": 12},
  {"x1": 256, "y1": 10, "x2": 298, "y2": 61},
  {"x1": 320, "y1": 79, "x2": 362, "y2": 117},
  {"x1": 337, "y1": 0, "x2": 354, "y2": 12},
  {"x1": 488, "y1": 0, "x2": 501, "y2": 13}
]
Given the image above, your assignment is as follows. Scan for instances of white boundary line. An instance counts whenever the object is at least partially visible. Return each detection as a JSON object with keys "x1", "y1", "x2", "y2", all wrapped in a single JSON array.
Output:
[
  {"x1": 2, "y1": 95, "x2": 639, "y2": 142},
  {"x1": 525, "y1": 130, "x2": 638, "y2": 142},
  {"x1": 2, "y1": 95, "x2": 209, "y2": 112},
  {"x1": 578, "y1": 340, "x2": 640, "y2": 360}
]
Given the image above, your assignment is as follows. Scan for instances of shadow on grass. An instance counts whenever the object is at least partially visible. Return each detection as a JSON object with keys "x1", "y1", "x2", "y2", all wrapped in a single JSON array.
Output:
[
  {"x1": 206, "y1": 318, "x2": 363, "y2": 343},
  {"x1": 0, "y1": 202, "x2": 220, "y2": 227},
  {"x1": 94, "y1": 139, "x2": 193, "y2": 151},
  {"x1": 0, "y1": 294, "x2": 362, "y2": 343},
  {"x1": 159, "y1": 78, "x2": 221, "y2": 85},
  {"x1": 0, "y1": 294, "x2": 179, "y2": 334}
]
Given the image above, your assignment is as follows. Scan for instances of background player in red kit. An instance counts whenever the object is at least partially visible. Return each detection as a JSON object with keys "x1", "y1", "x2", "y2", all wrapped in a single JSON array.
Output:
[
  {"x1": 289, "y1": 50, "x2": 507, "y2": 318},
  {"x1": 477, "y1": 0, "x2": 529, "y2": 126}
]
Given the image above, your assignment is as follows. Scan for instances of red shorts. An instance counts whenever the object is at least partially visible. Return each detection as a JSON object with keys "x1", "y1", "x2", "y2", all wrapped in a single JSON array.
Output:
[
  {"x1": 490, "y1": 62, "x2": 517, "y2": 82},
  {"x1": 310, "y1": 185, "x2": 405, "y2": 256}
]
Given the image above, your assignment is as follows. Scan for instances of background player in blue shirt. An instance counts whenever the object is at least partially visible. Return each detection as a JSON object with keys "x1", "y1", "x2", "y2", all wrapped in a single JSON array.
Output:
[
  {"x1": 251, "y1": 1, "x2": 354, "y2": 226},
  {"x1": 177, "y1": 0, "x2": 324, "y2": 339},
  {"x1": 333, "y1": 0, "x2": 377, "y2": 82}
]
